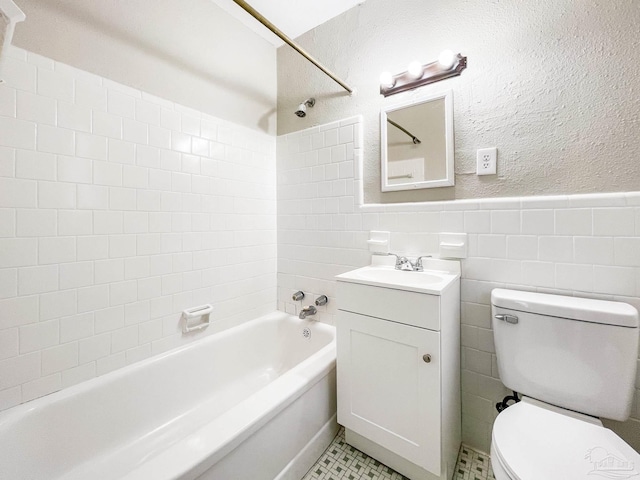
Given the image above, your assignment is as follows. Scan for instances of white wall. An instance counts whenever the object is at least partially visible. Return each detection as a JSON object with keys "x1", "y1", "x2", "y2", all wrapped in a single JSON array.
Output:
[
  {"x1": 0, "y1": 47, "x2": 276, "y2": 411},
  {"x1": 12, "y1": 0, "x2": 277, "y2": 134},
  {"x1": 277, "y1": 0, "x2": 640, "y2": 203},
  {"x1": 277, "y1": 116, "x2": 640, "y2": 453}
]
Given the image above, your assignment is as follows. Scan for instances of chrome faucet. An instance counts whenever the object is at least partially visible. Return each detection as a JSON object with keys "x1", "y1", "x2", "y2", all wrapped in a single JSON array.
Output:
[
  {"x1": 388, "y1": 254, "x2": 413, "y2": 271},
  {"x1": 299, "y1": 305, "x2": 317, "y2": 319},
  {"x1": 387, "y1": 253, "x2": 432, "y2": 272}
]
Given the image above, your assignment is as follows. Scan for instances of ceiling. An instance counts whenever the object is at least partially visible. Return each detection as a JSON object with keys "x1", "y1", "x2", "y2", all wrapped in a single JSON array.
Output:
[{"x1": 211, "y1": 0, "x2": 366, "y2": 46}]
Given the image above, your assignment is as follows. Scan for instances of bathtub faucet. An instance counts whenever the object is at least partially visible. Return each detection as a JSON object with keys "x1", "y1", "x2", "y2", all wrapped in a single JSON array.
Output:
[{"x1": 299, "y1": 305, "x2": 317, "y2": 319}]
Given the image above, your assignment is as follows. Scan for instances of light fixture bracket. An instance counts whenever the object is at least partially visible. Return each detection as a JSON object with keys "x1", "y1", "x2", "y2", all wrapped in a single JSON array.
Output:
[{"x1": 380, "y1": 53, "x2": 467, "y2": 97}]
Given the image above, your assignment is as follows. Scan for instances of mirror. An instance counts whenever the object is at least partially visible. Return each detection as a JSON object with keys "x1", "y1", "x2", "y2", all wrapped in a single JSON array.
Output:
[{"x1": 381, "y1": 90, "x2": 454, "y2": 191}]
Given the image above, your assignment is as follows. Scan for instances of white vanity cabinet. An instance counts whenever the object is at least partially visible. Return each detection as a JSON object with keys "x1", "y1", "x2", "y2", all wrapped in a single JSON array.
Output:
[{"x1": 335, "y1": 261, "x2": 461, "y2": 480}]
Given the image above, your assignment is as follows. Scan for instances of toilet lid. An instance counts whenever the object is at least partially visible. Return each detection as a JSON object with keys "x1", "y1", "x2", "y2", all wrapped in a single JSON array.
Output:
[{"x1": 492, "y1": 399, "x2": 640, "y2": 480}]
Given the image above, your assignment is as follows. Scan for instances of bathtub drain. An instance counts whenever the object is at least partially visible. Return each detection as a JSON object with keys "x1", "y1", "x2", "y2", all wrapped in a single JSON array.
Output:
[{"x1": 302, "y1": 327, "x2": 311, "y2": 339}]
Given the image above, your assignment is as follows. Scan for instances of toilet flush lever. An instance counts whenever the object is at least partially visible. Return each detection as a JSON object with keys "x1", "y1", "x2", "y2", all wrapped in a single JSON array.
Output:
[{"x1": 495, "y1": 314, "x2": 519, "y2": 324}]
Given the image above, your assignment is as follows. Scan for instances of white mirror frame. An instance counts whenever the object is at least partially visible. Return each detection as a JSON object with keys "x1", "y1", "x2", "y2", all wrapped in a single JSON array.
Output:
[{"x1": 381, "y1": 90, "x2": 454, "y2": 192}]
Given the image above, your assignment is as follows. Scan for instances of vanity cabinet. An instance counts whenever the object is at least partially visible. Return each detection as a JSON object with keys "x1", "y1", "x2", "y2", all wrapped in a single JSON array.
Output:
[{"x1": 336, "y1": 264, "x2": 460, "y2": 480}]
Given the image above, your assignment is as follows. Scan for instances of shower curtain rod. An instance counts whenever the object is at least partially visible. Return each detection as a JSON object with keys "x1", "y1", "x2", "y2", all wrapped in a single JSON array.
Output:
[
  {"x1": 232, "y1": 0, "x2": 354, "y2": 95},
  {"x1": 387, "y1": 119, "x2": 421, "y2": 145}
]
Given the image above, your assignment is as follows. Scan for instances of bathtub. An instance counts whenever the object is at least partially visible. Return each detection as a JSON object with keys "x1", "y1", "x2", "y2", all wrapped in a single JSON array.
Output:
[{"x1": 0, "y1": 311, "x2": 337, "y2": 480}]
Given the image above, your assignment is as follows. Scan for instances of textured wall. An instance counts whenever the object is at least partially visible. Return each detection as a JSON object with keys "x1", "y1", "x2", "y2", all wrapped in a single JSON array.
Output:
[
  {"x1": 277, "y1": 116, "x2": 640, "y2": 454},
  {"x1": 12, "y1": 0, "x2": 277, "y2": 133},
  {"x1": 277, "y1": 0, "x2": 640, "y2": 203},
  {"x1": 0, "y1": 48, "x2": 276, "y2": 411}
]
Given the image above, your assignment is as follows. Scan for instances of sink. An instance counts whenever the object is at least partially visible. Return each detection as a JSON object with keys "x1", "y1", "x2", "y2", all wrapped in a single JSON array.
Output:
[
  {"x1": 357, "y1": 268, "x2": 443, "y2": 285},
  {"x1": 335, "y1": 264, "x2": 459, "y2": 294}
]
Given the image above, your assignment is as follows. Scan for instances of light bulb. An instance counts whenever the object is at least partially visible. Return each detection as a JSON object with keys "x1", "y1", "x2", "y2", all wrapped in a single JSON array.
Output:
[
  {"x1": 379, "y1": 71, "x2": 395, "y2": 88},
  {"x1": 438, "y1": 49, "x2": 456, "y2": 69},
  {"x1": 407, "y1": 61, "x2": 423, "y2": 79}
]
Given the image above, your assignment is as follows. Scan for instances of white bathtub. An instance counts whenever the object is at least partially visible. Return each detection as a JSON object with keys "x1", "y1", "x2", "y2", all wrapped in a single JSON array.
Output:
[{"x1": 0, "y1": 311, "x2": 337, "y2": 480}]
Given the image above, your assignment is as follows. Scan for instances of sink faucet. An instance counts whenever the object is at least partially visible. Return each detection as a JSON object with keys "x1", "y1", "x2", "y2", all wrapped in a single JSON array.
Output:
[
  {"x1": 299, "y1": 305, "x2": 317, "y2": 319},
  {"x1": 389, "y1": 254, "x2": 413, "y2": 271},
  {"x1": 387, "y1": 253, "x2": 432, "y2": 272}
]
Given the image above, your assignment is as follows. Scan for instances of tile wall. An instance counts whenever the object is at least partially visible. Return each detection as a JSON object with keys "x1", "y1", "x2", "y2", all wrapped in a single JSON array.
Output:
[
  {"x1": 0, "y1": 48, "x2": 277, "y2": 411},
  {"x1": 277, "y1": 116, "x2": 640, "y2": 453},
  {"x1": 2, "y1": 47, "x2": 638, "y2": 454}
]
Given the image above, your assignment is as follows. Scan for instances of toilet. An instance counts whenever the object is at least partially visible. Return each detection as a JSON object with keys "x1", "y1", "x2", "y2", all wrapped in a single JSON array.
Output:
[{"x1": 490, "y1": 288, "x2": 640, "y2": 480}]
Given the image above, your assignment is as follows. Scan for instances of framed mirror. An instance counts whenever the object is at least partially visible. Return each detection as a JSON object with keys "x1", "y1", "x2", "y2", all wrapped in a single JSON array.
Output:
[{"x1": 381, "y1": 90, "x2": 454, "y2": 191}]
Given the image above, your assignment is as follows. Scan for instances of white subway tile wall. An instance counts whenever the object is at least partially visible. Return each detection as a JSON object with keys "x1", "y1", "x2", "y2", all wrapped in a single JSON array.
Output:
[
  {"x1": 2, "y1": 47, "x2": 639, "y2": 455},
  {"x1": 277, "y1": 116, "x2": 640, "y2": 453},
  {"x1": 0, "y1": 48, "x2": 277, "y2": 411}
]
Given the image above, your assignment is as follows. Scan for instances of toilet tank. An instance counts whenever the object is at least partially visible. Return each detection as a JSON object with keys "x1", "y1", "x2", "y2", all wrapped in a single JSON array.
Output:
[{"x1": 491, "y1": 289, "x2": 639, "y2": 421}]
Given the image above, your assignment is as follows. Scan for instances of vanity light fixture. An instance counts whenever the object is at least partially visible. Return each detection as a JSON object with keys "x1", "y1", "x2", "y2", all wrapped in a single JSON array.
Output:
[
  {"x1": 379, "y1": 71, "x2": 395, "y2": 89},
  {"x1": 379, "y1": 50, "x2": 467, "y2": 97},
  {"x1": 407, "y1": 60, "x2": 424, "y2": 79},
  {"x1": 438, "y1": 49, "x2": 456, "y2": 69}
]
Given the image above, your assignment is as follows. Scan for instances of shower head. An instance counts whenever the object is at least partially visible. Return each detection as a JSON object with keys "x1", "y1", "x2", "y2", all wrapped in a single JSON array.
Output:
[{"x1": 295, "y1": 98, "x2": 315, "y2": 118}]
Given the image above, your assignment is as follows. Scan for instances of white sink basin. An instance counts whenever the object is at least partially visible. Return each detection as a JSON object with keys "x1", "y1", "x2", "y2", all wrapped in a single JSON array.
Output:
[
  {"x1": 357, "y1": 268, "x2": 443, "y2": 285},
  {"x1": 335, "y1": 264, "x2": 459, "y2": 294}
]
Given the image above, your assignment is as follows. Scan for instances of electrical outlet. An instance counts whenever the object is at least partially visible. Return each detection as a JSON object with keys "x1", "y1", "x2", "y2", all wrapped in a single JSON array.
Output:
[{"x1": 477, "y1": 147, "x2": 497, "y2": 175}]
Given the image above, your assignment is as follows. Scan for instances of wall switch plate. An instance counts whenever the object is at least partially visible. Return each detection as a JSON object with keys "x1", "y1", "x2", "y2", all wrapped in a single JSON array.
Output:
[{"x1": 477, "y1": 147, "x2": 497, "y2": 175}]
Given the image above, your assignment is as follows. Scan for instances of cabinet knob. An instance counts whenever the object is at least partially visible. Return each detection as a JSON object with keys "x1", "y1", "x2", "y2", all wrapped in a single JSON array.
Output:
[{"x1": 422, "y1": 354, "x2": 432, "y2": 363}]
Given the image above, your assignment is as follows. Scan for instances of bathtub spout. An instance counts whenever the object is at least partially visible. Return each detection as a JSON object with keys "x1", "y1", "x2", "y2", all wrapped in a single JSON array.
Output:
[{"x1": 299, "y1": 305, "x2": 317, "y2": 319}]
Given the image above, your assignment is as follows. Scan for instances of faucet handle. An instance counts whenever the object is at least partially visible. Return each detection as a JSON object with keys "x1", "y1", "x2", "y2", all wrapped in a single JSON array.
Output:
[
  {"x1": 414, "y1": 255, "x2": 432, "y2": 271},
  {"x1": 387, "y1": 253, "x2": 404, "y2": 269},
  {"x1": 387, "y1": 252, "x2": 400, "y2": 261},
  {"x1": 315, "y1": 295, "x2": 328, "y2": 306}
]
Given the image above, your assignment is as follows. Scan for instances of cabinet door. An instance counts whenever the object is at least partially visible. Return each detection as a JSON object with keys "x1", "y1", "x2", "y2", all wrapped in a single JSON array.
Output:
[{"x1": 337, "y1": 310, "x2": 441, "y2": 475}]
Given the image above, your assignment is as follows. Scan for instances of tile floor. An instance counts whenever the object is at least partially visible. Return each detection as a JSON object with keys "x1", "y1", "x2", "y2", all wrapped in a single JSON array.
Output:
[
  {"x1": 453, "y1": 445, "x2": 495, "y2": 480},
  {"x1": 302, "y1": 428, "x2": 495, "y2": 480}
]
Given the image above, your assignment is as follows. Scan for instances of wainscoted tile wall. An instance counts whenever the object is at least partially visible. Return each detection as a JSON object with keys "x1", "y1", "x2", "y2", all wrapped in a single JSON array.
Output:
[
  {"x1": 2, "y1": 46, "x2": 639, "y2": 455},
  {"x1": 0, "y1": 47, "x2": 277, "y2": 411},
  {"x1": 277, "y1": 116, "x2": 640, "y2": 453}
]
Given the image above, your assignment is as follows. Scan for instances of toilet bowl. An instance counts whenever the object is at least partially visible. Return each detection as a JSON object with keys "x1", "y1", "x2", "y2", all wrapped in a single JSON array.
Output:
[
  {"x1": 490, "y1": 289, "x2": 640, "y2": 480},
  {"x1": 491, "y1": 397, "x2": 640, "y2": 480}
]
